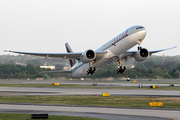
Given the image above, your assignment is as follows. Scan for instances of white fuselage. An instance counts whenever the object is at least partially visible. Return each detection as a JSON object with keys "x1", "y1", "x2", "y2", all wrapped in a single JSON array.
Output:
[{"x1": 69, "y1": 25, "x2": 146, "y2": 77}]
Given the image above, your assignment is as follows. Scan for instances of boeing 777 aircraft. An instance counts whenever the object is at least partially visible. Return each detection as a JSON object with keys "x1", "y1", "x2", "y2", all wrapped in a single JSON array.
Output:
[{"x1": 4, "y1": 25, "x2": 176, "y2": 77}]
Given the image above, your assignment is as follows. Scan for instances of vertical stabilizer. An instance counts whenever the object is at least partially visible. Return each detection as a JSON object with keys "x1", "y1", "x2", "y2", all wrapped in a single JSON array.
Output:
[{"x1": 65, "y1": 42, "x2": 76, "y2": 67}]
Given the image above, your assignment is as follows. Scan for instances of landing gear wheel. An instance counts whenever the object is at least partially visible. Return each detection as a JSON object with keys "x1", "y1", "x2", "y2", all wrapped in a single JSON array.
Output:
[
  {"x1": 87, "y1": 67, "x2": 96, "y2": 75},
  {"x1": 91, "y1": 67, "x2": 96, "y2": 75},
  {"x1": 120, "y1": 66, "x2": 126, "y2": 74},
  {"x1": 116, "y1": 66, "x2": 126, "y2": 74},
  {"x1": 116, "y1": 69, "x2": 119, "y2": 74},
  {"x1": 138, "y1": 46, "x2": 142, "y2": 50}
]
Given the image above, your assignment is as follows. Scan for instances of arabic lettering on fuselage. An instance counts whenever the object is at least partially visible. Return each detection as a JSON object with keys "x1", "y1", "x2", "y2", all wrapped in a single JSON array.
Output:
[{"x1": 111, "y1": 30, "x2": 128, "y2": 46}]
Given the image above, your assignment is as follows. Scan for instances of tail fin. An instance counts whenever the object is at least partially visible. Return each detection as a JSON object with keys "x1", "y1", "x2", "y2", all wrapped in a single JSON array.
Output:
[{"x1": 65, "y1": 42, "x2": 76, "y2": 67}]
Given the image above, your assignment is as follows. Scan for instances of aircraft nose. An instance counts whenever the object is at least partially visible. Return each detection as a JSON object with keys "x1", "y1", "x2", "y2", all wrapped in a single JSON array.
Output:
[{"x1": 137, "y1": 29, "x2": 146, "y2": 40}]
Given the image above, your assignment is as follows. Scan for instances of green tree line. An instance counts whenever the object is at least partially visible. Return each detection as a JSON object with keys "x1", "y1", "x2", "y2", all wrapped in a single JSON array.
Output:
[
  {"x1": 0, "y1": 55, "x2": 180, "y2": 79},
  {"x1": 0, "y1": 64, "x2": 44, "y2": 79}
]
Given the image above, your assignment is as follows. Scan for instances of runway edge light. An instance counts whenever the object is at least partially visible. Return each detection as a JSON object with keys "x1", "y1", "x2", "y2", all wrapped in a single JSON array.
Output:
[
  {"x1": 150, "y1": 85, "x2": 159, "y2": 88},
  {"x1": 149, "y1": 102, "x2": 163, "y2": 106},
  {"x1": 102, "y1": 93, "x2": 110, "y2": 96},
  {"x1": 93, "y1": 83, "x2": 97, "y2": 86},
  {"x1": 169, "y1": 84, "x2": 174, "y2": 87},
  {"x1": 52, "y1": 83, "x2": 60, "y2": 85}
]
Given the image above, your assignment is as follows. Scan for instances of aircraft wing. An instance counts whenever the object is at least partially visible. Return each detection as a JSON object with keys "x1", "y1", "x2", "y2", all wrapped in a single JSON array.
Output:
[
  {"x1": 147, "y1": 46, "x2": 177, "y2": 56},
  {"x1": 120, "y1": 46, "x2": 177, "y2": 60},
  {"x1": 4, "y1": 49, "x2": 105, "y2": 60}
]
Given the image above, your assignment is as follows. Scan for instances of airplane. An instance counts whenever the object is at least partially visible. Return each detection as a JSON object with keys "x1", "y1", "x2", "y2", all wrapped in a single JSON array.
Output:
[{"x1": 4, "y1": 25, "x2": 176, "y2": 77}]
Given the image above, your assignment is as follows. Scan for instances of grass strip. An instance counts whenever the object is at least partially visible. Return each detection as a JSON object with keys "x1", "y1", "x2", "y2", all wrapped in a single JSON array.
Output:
[
  {"x1": 0, "y1": 113, "x2": 103, "y2": 120},
  {"x1": 0, "y1": 95, "x2": 180, "y2": 109}
]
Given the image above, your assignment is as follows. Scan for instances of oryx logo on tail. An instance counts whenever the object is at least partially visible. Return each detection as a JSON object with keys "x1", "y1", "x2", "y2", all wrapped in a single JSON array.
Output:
[{"x1": 65, "y1": 43, "x2": 76, "y2": 67}]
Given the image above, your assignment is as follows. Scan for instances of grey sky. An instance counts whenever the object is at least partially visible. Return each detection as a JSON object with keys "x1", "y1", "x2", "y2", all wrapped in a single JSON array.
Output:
[{"x1": 0, "y1": 0, "x2": 179, "y2": 56}]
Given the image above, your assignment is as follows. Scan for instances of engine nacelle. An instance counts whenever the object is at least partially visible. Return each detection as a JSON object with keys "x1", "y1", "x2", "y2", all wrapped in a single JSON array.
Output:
[
  {"x1": 134, "y1": 48, "x2": 149, "y2": 62},
  {"x1": 80, "y1": 49, "x2": 96, "y2": 63}
]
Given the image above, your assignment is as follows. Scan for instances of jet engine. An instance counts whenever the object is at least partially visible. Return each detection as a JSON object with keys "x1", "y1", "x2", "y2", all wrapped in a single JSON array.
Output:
[
  {"x1": 80, "y1": 49, "x2": 96, "y2": 63},
  {"x1": 134, "y1": 48, "x2": 149, "y2": 62}
]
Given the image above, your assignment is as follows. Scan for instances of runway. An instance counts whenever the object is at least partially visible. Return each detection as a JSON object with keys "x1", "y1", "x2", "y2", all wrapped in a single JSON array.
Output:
[
  {"x1": 2, "y1": 109, "x2": 167, "y2": 120},
  {"x1": 0, "y1": 79, "x2": 180, "y2": 84},
  {"x1": 0, "y1": 87, "x2": 180, "y2": 97},
  {"x1": 0, "y1": 103, "x2": 179, "y2": 120}
]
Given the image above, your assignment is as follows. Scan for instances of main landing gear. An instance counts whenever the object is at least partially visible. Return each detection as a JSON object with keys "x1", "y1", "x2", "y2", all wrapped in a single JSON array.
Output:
[
  {"x1": 116, "y1": 59, "x2": 126, "y2": 74},
  {"x1": 87, "y1": 61, "x2": 96, "y2": 75},
  {"x1": 87, "y1": 67, "x2": 96, "y2": 75},
  {"x1": 116, "y1": 66, "x2": 126, "y2": 74}
]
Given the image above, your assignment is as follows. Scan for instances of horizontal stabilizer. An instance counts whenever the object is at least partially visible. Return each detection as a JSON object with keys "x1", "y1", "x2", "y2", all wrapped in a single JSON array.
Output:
[{"x1": 40, "y1": 70, "x2": 72, "y2": 74}]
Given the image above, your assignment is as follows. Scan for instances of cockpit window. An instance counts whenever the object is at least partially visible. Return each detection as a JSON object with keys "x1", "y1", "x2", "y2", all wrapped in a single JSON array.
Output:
[{"x1": 136, "y1": 27, "x2": 143, "y2": 30}]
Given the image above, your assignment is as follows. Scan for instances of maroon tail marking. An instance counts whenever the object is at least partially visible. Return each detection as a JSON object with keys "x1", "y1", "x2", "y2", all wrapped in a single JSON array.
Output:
[{"x1": 66, "y1": 46, "x2": 74, "y2": 67}]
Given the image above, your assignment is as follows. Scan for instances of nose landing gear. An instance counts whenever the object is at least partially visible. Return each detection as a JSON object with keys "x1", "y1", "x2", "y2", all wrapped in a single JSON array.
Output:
[{"x1": 137, "y1": 39, "x2": 142, "y2": 50}]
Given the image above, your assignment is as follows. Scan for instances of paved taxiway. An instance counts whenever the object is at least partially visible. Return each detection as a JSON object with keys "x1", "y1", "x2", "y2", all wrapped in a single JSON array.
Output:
[
  {"x1": 0, "y1": 87, "x2": 180, "y2": 97},
  {"x1": 0, "y1": 79, "x2": 180, "y2": 84},
  {"x1": 1, "y1": 79, "x2": 180, "y2": 88},
  {"x1": 0, "y1": 109, "x2": 171, "y2": 120},
  {"x1": 0, "y1": 103, "x2": 179, "y2": 120}
]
